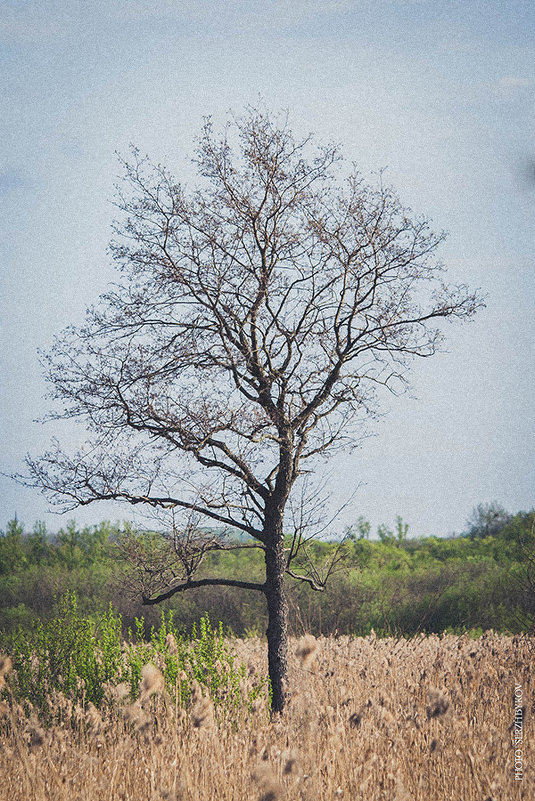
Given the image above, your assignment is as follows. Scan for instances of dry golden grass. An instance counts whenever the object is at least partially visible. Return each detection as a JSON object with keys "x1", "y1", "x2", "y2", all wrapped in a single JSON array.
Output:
[{"x1": 1, "y1": 632, "x2": 533, "y2": 800}]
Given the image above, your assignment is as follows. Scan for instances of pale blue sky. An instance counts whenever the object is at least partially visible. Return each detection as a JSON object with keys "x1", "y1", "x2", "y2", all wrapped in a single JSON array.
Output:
[{"x1": 1, "y1": 0, "x2": 534, "y2": 536}]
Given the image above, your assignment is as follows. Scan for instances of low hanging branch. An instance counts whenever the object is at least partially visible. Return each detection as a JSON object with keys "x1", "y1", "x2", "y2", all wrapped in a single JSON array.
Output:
[{"x1": 142, "y1": 576, "x2": 267, "y2": 605}]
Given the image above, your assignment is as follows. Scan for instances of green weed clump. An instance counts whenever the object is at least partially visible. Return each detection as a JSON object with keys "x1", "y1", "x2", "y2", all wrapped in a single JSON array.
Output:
[{"x1": 2, "y1": 590, "x2": 267, "y2": 723}]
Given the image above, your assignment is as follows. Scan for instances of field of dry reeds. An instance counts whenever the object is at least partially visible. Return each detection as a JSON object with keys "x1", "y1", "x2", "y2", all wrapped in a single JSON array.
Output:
[{"x1": 1, "y1": 632, "x2": 533, "y2": 800}]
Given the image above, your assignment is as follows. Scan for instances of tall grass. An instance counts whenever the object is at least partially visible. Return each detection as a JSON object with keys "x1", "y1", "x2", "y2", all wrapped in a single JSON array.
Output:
[{"x1": 1, "y1": 630, "x2": 533, "y2": 800}]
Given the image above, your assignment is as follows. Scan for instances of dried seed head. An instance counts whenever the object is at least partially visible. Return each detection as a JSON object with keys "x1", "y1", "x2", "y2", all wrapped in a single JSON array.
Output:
[
  {"x1": 124, "y1": 700, "x2": 152, "y2": 735},
  {"x1": 140, "y1": 664, "x2": 165, "y2": 696},
  {"x1": 282, "y1": 748, "x2": 299, "y2": 775},
  {"x1": 349, "y1": 709, "x2": 363, "y2": 728},
  {"x1": 252, "y1": 762, "x2": 282, "y2": 801},
  {"x1": 378, "y1": 707, "x2": 395, "y2": 728},
  {"x1": 426, "y1": 689, "x2": 449, "y2": 719},
  {"x1": 166, "y1": 632, "x2": 178, "y2": 655},
  {"x1": 191, "y1": 695, "x2": 215, "y2": 729},
  {"x1": 113, "y1": 682, "x2": 130, "y2": 702},
  {"x1": 85, "y1": 702, "x2": 103, "y2": 734},
  {"x1": 26, "y1": 715, "x2": 45, "y2": 750},
  {"x1": 395, "y1": 768, "x2": 411, "y2": 801},
  {"x1": 252, "y1": 696, "x2": 265, "y2": 715},
  {"x1": 136, "y1": 712, "x2": 153, "y2": 735},
  {"x1": 155, "y1": 789, "x2": 182, "y2": 801},
  {"x1": 295, "y1": 635, "x2": 317, "y2": 667},
  {"x1": 154, "y1": 780, "x2": 185, "y2": 801},
  {"x1": 123, "y1": 701, "x2": 142, "y2": 725},
  {"x1": 29, "y1": 726, "x2": 45, "y2": 749},
  {"x1": 0, "y1": 655, "x2": 12, "y2": 690},
  {"x1": 0, "y1": 654, "x2": 12, "y2": 676},
  {"x1": 190, "y1": 679, "x2": 203, "y2": 705}
]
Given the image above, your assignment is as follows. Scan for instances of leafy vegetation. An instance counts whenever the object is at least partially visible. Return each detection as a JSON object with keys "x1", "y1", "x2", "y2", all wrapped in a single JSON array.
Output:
[
  {"x1": 2, "y1": 589, "x2": 267, "y2": 723},
  {"x1": 0, "y1": 507, "x2": 534, "y2": 643}
]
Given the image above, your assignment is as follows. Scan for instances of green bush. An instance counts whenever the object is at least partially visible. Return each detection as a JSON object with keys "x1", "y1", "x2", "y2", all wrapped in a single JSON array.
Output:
[
  {"x1": 1, "y1": 510, "x2": 534, "y2": 643},
  {"x1": 2, "y1": 590, "x2": 268, "y2": 724}
]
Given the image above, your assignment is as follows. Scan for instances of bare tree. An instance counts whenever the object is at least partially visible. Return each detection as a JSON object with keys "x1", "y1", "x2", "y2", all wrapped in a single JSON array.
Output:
[{"x1": 22, "y1": 107, "x2": 482, "y2": 713}]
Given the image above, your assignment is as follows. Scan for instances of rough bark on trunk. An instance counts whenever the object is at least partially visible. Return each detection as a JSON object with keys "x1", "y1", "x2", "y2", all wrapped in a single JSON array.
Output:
[{"x1": 264, "y1": 532, "x2": 289, "y2": 715}]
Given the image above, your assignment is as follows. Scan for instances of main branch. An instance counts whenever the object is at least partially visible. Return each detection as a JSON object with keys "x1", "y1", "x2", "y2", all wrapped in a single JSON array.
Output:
[{"x1": 142, "y1": 576, "x2": 266, "y2": 605}]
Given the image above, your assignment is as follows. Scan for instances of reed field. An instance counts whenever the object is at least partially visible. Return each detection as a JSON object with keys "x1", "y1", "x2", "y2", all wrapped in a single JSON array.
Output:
[{"x1": 0, "y1": 631, "x2": 533, "y2": 800}]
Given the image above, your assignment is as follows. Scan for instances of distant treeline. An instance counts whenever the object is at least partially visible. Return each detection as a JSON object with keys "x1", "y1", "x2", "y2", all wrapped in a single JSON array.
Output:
[{"x1": 0, "y1": 504, "x2": 534, "y2": 638}]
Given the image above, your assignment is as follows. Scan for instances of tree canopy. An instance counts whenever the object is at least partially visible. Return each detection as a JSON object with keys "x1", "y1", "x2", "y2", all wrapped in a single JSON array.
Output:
[
  {"x1": 22, "y1": 106, "x2": 482, "y2": 711},
  {"x1": 28, "y1": 108, "x2": 480, "y2": 524}
]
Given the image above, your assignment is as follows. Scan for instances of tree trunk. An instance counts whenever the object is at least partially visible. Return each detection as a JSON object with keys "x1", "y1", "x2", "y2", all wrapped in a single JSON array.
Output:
[{"x1": 264, "y1": 534, "x2": 289, "y2": 714}]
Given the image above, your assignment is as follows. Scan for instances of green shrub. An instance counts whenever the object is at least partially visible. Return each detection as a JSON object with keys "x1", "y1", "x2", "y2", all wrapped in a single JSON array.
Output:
[{"x1": 2, "y1": 590, "x2": 268, "y2": 724}]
